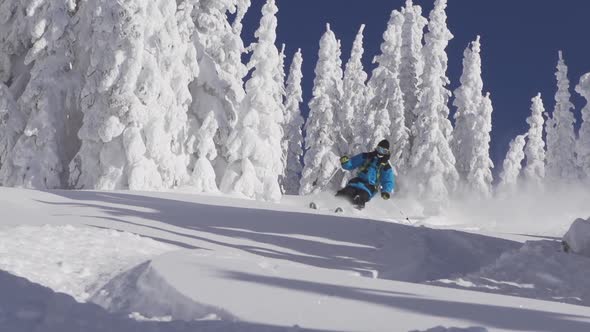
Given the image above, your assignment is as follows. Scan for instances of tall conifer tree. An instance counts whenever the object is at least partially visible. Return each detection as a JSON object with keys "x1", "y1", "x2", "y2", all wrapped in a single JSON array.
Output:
[
  {"x1": 410, "y1": 0, "x2": 458, "y2": 213},
  {"x1": 300, "y1": 24, "x2": 343, "y2": 195}
]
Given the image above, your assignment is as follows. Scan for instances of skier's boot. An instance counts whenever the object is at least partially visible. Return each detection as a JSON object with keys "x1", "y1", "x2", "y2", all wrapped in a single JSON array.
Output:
[
  {"x1": 562, "y1": 240, "x2": 570, "y2": 253},
  {"x1": 335, "y1": 188, "x2": 349, "y2": 198},
  {"x1": 352, "y1": 195, "x2": 365, "y2": 209}
]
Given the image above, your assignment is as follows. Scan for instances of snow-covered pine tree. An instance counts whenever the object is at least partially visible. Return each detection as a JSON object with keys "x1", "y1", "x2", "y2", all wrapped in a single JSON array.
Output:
[
  {"x1": 275, "y1": 43, "x2": 288, "y2": 190},
  {"x1": 466, "y1": 92, "x2": 494, "y2": 197},
  {"x1": 231, "y1": 0, "x2": 251, "y2": 35},
  {"x1": 276, "y1": 44, "x2": 287, "y2": 100},
  {"x1": 453, "y1": 37, "x2": 483, "y2": 180},
  {"x1": 69, "y1": 0, "x2": 198, "y2": 190},
  {"x1": 498, "y1": 134, "x2": 527, "y2": 193},
  {"x1": 576, "y1": 73, "x2": 590, "y2": 180},
  {"x1": 0, "y1": 6, "x2": 28, "y2": 181},
  {"x1": 0, "y1": 82, "x2": 24, "y2": 173},
  {"x1": 400, "y1": 0, "x2": 427, "y2": 139},
  {"x1": 0, "y1": 0, "x2": 81, "y2": 189},
  {"x1": 366, "y1": 10, "x2": 409, "y2": 174},
  {"x1": 0, "y1": 51, "x2": 9, "y2": 84},
  {"x1": 0, "y1": 1, "x2": 31, "y2": 102},
  {"x1": 523, "y1": 93, "x2": 546, "y2": 187},
  {"x1": 187, "y1": 0, "x2": 251, "y2": 188},
  {"x1": 189, "y1": 112, "x2": 219, "y2": 192},
  {"x1": 0, "y1": 50, "x2": 25, "y2": 173},
  {"x1": 300, "y1": 24, "x2": 343, "y2": 195},
  {"x1": 409, "y1": 0, "x2": 458, "y2": 213},
  {"x1": 282, "y1": 49, "x2": 304, "y2": 195},
  {"x1": 221, "y1": 0, "x2": 284, "y2": 201},
  {"x1": 452, "y1": 37, "x2": 493, "y2": 197},
  {"x1": 339, "y1": 25, "x2": 368, "y2": 155},
  {"x1": 545, "y1": 51, "x2": 577, "y2": 183}
]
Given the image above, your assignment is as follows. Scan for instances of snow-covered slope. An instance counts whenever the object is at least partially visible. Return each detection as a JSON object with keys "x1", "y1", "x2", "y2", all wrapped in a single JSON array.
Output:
[{"x1": 1, "y1": 188, "x2": 590, "y2": 331}]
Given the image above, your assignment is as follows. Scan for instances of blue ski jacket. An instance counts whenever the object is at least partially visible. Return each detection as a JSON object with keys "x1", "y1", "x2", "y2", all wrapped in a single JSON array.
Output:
[{"x1": 341, "y1": 152, "x2": 395, "y2": 198}]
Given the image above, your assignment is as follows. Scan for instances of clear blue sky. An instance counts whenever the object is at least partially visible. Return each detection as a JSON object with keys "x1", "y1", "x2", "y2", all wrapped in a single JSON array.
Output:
[{"x1": 241, "y1": 0, "x2": 590, "y2": 169}]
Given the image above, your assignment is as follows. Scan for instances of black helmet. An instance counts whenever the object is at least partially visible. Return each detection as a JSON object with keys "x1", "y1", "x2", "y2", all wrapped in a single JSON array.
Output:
[
  {"x1": 376, "y1": 139, "x2": 390, "y2": 156},
  {"x1": 377, "y1": 139, "x2": 390, "y2": 149}
]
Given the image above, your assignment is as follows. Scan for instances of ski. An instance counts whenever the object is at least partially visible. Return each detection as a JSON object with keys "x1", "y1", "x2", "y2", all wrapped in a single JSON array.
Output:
[{"x1": 309, "y1": 202, "x2": 344, "y2": 213}]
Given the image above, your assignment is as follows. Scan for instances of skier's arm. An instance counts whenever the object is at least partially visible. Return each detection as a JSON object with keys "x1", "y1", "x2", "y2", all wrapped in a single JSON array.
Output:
[
  {"x1": 341, "y1": 153, "x2": 366, "y2": 171},
  {"x1": 380, "y1": 165, "x2": 395, "y2": 194}
]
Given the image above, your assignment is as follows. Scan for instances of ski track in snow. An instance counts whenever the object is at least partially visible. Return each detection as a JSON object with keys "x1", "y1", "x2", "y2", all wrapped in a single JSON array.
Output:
[{"x1": 1, "y1": 188, "x2": 590, "y2": 331}]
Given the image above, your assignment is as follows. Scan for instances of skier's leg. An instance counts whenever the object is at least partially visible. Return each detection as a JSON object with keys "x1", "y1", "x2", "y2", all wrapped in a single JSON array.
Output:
[
  {"x1": 562, "y1": 240, "x2": 571, "y2": 253},
  {"x1": 358, "y1": 190, "x2": 370, "y2": 205},
  {"x1": 336, "y1": 186, "x2": 356, "y2": 199},
  {"x1": 352, "y1": 188, "x2": 370, "y2": 208}
]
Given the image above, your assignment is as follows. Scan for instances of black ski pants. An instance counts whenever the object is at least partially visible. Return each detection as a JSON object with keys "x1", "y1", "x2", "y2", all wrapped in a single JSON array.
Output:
[{"x1": 336, "y1": 186, "x2": 370, "y2": 205}]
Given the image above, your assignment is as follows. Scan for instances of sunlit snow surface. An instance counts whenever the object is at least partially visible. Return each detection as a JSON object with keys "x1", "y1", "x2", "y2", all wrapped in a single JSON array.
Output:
[
  {"x1": 0, "y1": 225, "x2": 176, "y2": 302},
  {"x1": 1, "y1": 187, "x2": 590, "y2": 331}
]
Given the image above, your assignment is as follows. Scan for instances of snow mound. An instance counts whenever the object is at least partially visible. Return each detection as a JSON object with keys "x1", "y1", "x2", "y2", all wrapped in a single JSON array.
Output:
[
  {"x1": 0, "y1": 225, "x2": 178, "y2": 302},
  {"x1": 91, "y1": 259, "x2": 237, "y2": 322},
  {"x1": 563, "y1": 218, "x2": 590, "y2": 256},
  {"x1": 0, "y1": 270, "x2": 320, "y2": 332},
  {"x1": 430, "y1": 240, "x2": 590, "y2": 305},
  {"x1": 372, "y1": 223, "x2": 520, "y2": 282}
]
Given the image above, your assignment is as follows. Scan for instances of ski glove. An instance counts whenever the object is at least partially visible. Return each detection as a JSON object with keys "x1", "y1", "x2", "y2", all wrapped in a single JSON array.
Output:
[
  {"x1": 381, "y1": 192, "x2": 391, "y2": 200},
  {"x1": 340, "y1": 156, "x2": 350, "y2": 165}
]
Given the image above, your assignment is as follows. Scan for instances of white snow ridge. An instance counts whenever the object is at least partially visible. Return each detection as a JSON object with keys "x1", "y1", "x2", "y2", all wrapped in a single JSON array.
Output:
[{"x1": 0, "y1": 225, "x2": 176, "y2": 302}]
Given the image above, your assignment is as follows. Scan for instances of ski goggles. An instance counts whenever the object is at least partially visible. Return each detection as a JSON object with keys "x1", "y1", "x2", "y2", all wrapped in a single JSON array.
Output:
[{"x1": 376, "y1": 146, "x2": 390, "y2": 155}]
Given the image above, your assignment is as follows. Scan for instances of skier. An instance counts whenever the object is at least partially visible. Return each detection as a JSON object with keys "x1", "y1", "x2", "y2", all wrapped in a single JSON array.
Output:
[{"x1": 336, "y1": 139, "x2": 395, "y2": 209}]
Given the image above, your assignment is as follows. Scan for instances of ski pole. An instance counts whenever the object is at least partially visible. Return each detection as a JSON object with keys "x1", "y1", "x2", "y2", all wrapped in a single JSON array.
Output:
[
  {"x1": 390, "y1": 200, "x2": 414, "y2": 225},
  {"x1": 326, "y1": 163, "x2": 343, "y2": 185}
]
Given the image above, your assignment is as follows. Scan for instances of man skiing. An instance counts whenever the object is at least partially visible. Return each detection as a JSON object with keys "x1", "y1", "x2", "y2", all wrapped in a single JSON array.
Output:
[{"x1": 337, "y1": 139, "x2": 395, "y2": 209}]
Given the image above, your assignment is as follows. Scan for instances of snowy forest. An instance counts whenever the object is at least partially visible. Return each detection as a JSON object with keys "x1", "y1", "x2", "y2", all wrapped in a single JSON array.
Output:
[{"x1": 0, "y1": 0, "x2": 589, "y2": 215}]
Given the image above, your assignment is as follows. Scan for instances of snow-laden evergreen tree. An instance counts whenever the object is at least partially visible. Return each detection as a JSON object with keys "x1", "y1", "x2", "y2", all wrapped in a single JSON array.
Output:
[
  {"x1": 0, "y1": 0, "x2": 81, "y2": 189},
  {"x1": 187, "y1": 0, "x2": 251, "y2": 188},
  {"x1": 452, "y1": 37, "x2": 494, "y2": 197},
  {"x1": 523, "y1": 93, "x2": 546, "y2": 186},
  {"x1": 221, "y1": 0, "x2": 284, "y2": 201},
  {"x1": 366, "y1": 10, "x2": 410, "y2": 173},
  {"x1": 545, "y1": 51, "x2": 577, "y2": 182},
  {"x1": 282, "y1": 49, "x2": 304, "y2": 195},
  {"x1": 400, "y1": 0, "x2": 427, "y2": 135},
  {"x1": 498, "y1": 134, "x2": 527, "y2": 193},
  {"x1": 0, "y1": 83, "x2": 24, "y2": 173},
  {"x1": 276, "y1": 44, "x2": 287, "y2": 100},
  {"x1": 0, "y1": 1, "x2": 32, "y2": 102},
  {"x1": 189, "y1": 112, "x2": 219, "y2": 192},
  {"x1": 452, "y1": 37, "x2": 483, "y2": 179},
  {"x1": 576, "y1": 73, "x2": 590, "y2": 180},
  {"x1": 466, "y1": 93, "x2": 494, "y2": 196},
  {"x1": 0, "y1": 52, "x2": 16, "y2": 169},
  {"x1": 300, "y1": 24, "x2": 343, "y2": 195},
  {"x1": 409, "y1": 0, "x2": 458, "y2": 213},
  {"x1": 339, "y1": 25, "x2": 368, "y2": 155},
  {"x1": 0, "y1": 14, "x2": 27, "y2": 180},
  {"x1": 0, "y1": 51, "x2": 9, "y2": 84},
  {"x1": 69, "y1": 0, "x2": 198, "y2": 190},
  {"x1": 275, "y1": 43, "x2": 288, "y2": 188},
  {"x1": 232, "y1": 0, "x2": 251, "y2": 35}
]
